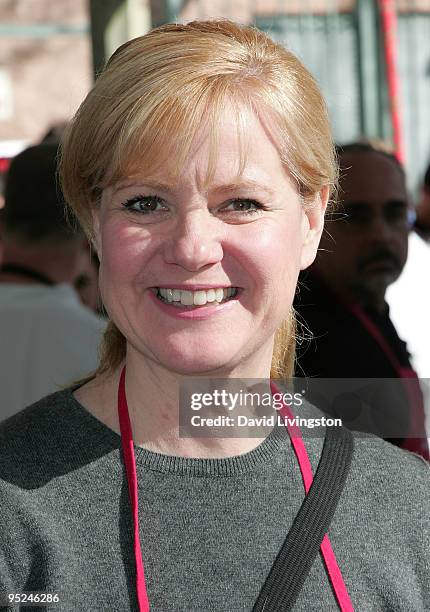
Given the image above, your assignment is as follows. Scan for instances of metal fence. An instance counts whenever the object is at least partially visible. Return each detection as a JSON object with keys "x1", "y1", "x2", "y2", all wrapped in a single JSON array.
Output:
[
  {"x1": 2, "y1": 0, "x2": 428, "y2": 194},
  {"x1": 146, "y1": 0, "x2": 429, "y2": 195}
]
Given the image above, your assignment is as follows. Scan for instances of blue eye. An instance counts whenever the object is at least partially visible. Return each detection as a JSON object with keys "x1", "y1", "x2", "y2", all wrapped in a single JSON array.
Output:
[{"x1": 122, "y1": 195, "x2": 165, "y2": 213}]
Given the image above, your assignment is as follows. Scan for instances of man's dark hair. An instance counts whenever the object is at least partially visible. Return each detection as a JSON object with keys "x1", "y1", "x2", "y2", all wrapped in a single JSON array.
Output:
[
  {"x1": 333, "y1": 140, "x2": 406, "y2": 210},
  {"x1": 335, "y1": 140, "x2": 405, "y2": 178},
  {"x1": 2, "y1": 143, "x2": 80, "y2": 244}
]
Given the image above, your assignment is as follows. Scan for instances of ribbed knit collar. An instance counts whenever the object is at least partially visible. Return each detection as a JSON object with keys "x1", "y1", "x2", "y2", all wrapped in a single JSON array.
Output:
[
  {"x1": 132, "y1": 423, "x2": 290, "y2": 476},
  {"x1": 66, "y1": 386, "x2": 291, "y2": 477}
]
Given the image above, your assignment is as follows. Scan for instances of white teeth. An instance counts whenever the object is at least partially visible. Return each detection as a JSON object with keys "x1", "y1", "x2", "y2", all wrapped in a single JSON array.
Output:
[
  {"x1": 193, "y1": 291, "x2": 207, "y2": 306},
  {"x1": 180, "y1": 291, "x2": 194, "y2": 306},
  {"x1": 156, "y1": 287, "x2": 238, "y2": 305}
]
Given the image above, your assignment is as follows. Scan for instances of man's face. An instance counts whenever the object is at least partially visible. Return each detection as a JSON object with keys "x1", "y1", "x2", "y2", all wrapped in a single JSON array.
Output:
[
  {"x1": 417, "y1": 184, "x2": 430, "y2": 230},
  {"x1": 315, "y1": 149, "x2": 409, "y2": 305}
]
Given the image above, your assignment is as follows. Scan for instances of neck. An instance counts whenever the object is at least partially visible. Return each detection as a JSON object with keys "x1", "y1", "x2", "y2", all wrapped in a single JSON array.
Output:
[
  {"x1": 76, "y1": 344, "x2": 276, "y2": 459},
  {"x1": 347, "y1": 282, "x2": 386, "y2": 314},
  {"x1": 0, "y1": 240, "x2": 81, "y2": 285}
]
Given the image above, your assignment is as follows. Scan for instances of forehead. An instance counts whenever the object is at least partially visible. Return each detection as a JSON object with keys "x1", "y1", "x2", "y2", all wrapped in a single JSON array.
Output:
[
  {"x1": 121, "y1": 102, "x2": 289, "y2": 192},
  {"x1": 339, "y1": 150, "x2": 407, "y2": 206}
]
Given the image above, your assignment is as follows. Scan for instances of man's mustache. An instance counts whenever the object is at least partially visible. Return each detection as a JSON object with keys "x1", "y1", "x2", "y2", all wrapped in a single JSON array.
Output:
[{"x1": 357, "y1": 249, "x2": 401, "y2": 272}]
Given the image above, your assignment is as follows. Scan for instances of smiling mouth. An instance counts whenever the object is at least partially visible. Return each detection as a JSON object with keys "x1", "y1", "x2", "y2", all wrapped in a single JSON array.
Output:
[{"x1": 153, "y1": 287, "x2": 240, "y2": 308}]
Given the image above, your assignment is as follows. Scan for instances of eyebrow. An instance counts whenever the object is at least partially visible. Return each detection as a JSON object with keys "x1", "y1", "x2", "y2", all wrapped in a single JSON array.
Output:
[
  {"x1": 113, "y1": 178, "x2": 277, "y2": 197},
  {"x1": 209, "y1": 180, "x2": 277, "y2": 197},
  {"x1": 112, "y1": 180, "x2": 174, "y2": 196}
]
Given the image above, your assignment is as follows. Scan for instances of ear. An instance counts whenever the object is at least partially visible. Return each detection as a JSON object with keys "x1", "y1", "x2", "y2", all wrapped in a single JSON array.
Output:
[{"x1": 300, "y1": 185, "x2": 329, "y2": 271}]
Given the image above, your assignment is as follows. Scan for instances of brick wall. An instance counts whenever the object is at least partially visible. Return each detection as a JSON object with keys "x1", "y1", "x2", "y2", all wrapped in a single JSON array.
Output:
[{"x1": 0, "y1": 0, "x2": 91, "y2": 147}]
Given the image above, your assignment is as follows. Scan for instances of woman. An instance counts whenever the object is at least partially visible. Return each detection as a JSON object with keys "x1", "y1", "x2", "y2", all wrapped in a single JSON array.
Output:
[{"x1": 0, "y1": 20, "x2": 428, "y2": 612}]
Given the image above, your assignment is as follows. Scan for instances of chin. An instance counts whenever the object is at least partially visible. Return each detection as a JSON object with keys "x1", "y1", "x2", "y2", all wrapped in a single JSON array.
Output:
[
  {"x1": 363, "y1": 272, "x2": 399, "y2": 295},
  {"x1": 152, "y1": 345, "x2": 238, "y2": 376},
  {"x1": 165, "y1": 360, "x2": 235, "y2": 377}
]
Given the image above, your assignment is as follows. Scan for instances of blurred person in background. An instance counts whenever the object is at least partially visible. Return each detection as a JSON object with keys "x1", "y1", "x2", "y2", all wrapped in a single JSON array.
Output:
[
  {"x1": 0, "y1": 142, "x2": 106, "y2": 421},
  {"x1": 295, "y1": 141, "x2": 429, "y2": 460},
  {"x1": 387, "y1": 159, "x2": 430, "y2": 439},
  {"x1": 0, "y1": 210, "x2": 4, "y2": 265},
  {"x1": 0, "y1": 158, "x2": 8, "y2": 211},
  {"x1": 40, "y1": 122, "x2": 69, "y2": 145},
  {"x1": 414, "y1": 162, "x2": 430, "y2": 237},
  {"x1": 74, "y1": 245, "x2": 103, "y2": 315},
  {"x1": 39, "y1": 122, "x2": 104, "y2": 315},
  {"x1": 0, "y1": 169, "x2": 6, "y2": 263}
]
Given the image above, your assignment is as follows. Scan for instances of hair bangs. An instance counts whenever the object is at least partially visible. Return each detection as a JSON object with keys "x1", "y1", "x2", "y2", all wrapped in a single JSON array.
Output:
[
  {"x1": 103, "y1": 78, "x2": 254, "y2": 191},
  {"x1": 202, "y1": 81, "x2": 253, "y2": 189}
]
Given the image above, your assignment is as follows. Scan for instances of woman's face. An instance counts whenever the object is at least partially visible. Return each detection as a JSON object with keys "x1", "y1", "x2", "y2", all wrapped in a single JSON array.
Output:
[{"x1": 93, "y1": 105, "x2": 327, "y2": 375}]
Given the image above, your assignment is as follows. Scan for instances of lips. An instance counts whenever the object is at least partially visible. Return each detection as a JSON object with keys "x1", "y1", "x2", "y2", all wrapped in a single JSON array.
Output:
[
  {"x1": 147, "y1": 286, "x2": 241, "y2": 320},
  {"x1": 358, "y1": 253, "x2": 400, "y2": 274},
  {"x1": 362, "y1": 258, "x2": 397, "y2": 271}
]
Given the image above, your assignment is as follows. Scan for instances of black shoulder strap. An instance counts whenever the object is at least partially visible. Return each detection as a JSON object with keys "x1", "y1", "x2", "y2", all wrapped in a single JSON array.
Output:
[{"x1": 252, "y1": 425, "x2": 354, "y2": 612}]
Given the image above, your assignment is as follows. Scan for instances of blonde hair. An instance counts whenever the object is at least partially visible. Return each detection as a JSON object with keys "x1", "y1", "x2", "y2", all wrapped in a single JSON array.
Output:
[{"x1": 60, "y1": 19, "x2": 337, "y2": 380}]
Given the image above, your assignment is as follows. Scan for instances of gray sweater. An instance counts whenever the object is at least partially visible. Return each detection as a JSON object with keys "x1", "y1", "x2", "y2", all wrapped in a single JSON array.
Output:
[{"x1": 0, "y1": 388, "x2": 429, "y2": 611}]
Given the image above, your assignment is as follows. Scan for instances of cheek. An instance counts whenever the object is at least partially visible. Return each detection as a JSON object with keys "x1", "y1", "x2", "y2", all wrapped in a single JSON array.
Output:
[
  {"x1": 397, "y1": 232, "x2": 409, "y2": 261},
  {"x1": 98, "y1": 222, "x2": 155, "y2": 292},
  {"x1": 331, "y1": 230, "x2": 359, "y2": 258},
  {"x1": 240, "y1": 222, "x2": 303, "y2": 291},
  {"x1": 341, "y1": 240, "x2": 362, "y2": 270}
]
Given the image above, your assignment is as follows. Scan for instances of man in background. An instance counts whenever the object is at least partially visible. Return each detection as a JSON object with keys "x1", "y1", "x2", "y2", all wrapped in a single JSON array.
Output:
[
  {"x1": 386, "y1": 160, "x2": 430, "y2": 441},
  {"x1": 0, "y1": 143, "x2": 106, "y2": 422},
  {"x1": 295, "y1": 141, "x2": 428, "y2": 459},
  {"x1": 415, "y1": 162, "x2": 430, "y2": 238}
]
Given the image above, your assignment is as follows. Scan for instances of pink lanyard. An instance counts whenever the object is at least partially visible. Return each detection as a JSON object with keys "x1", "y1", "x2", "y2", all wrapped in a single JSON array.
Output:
[
  {"x1": 118, "y1": 366, "x2": 354, "y2": 611},
  {"x1": 349, "y1": 303, "x2": 429, "y2": 460}
]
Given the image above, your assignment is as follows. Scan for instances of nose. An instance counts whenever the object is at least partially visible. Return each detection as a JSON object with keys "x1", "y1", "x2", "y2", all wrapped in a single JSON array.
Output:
[
  {"x1": 366, "y1": 213, "x2": 393, "y2": 243},
  {"x1": 163, "y1": 210, "x2": 224, "y2": 271}
]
